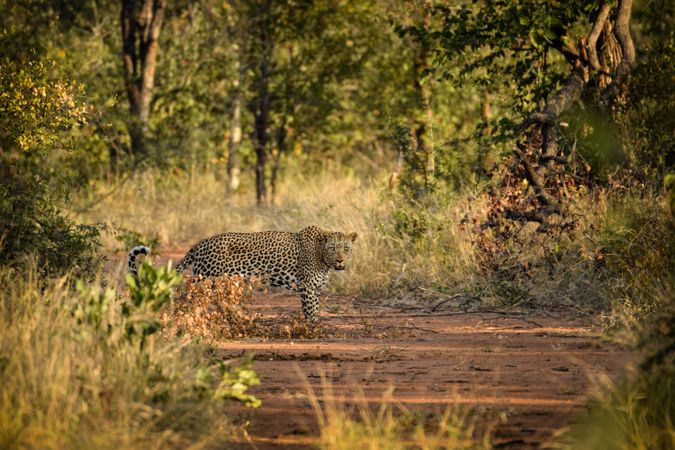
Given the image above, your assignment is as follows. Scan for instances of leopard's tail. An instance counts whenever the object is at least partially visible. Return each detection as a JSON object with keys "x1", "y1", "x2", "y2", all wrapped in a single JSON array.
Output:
[{"x1": 127, "y1": 245, "x2": 150, "y2": 278}]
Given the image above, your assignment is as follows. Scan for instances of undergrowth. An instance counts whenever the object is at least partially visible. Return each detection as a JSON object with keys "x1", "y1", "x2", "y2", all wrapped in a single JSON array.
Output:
[
  {"x1": 77, "y1": 167, "x2": 669, "y2": 317},
  {"x1": 0, "y1": 262, "x2": 260, "y2": 450},
  {"x1": 555, "y1": 365, "x2": 674, "y2": 450}
]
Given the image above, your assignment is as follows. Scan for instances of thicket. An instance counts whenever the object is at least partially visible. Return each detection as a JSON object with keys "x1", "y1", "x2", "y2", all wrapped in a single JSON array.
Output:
[{"x1": 0, "y1": 32, "x2": 101, "y2": 276}]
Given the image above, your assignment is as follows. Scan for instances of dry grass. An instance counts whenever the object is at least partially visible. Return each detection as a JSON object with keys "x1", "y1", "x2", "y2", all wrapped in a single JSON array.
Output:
[
  {"x1": 77, "y1": 167, "x2": 672, "y2": 319},
  {"x1": 553, "y1": 368, "x2": 674, "y2": 450},
  {"x1": 305, "y1": 376, "x2": 497, "y2": 450},
  {"x1": 76, "y1": 166, "x2": 480, "y2": 302},
  {"x1": 0, "y1": 264, "x2": 244, "y2": 450}
]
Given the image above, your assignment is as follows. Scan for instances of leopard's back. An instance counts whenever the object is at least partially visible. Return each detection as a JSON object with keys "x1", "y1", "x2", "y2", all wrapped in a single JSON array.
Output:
[{"x1": 178, "y1": 230, "x2": 301, "y2": 287}]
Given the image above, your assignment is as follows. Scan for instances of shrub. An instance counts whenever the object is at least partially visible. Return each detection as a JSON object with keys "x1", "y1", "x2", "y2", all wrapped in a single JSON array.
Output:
[
  {"x1": 0, "y1": 37, "x2": 102, "y2": 276},
  {"x1": 0, "y1": 262, "x2": 260, "y2": 450}
]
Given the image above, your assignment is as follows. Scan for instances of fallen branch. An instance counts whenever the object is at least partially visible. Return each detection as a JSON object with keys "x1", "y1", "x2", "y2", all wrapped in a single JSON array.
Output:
[{"x1": 513, "y1": 145, "x2": 561, "y2": 213}]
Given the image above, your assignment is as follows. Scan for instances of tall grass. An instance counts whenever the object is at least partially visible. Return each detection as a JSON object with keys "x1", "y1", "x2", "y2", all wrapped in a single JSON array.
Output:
[
  {"x1": 0, "y1": 263, "x2": 253, "y2": 450},
  {"x1": 76, "y1": 167, "x2": 673, "y2": 318},
  {"x1": 554, "y1": 368, "x2": 674, "y2": 450},
  {"x1": 76, "y1": 166, "x2": 480, "y2": 300}
]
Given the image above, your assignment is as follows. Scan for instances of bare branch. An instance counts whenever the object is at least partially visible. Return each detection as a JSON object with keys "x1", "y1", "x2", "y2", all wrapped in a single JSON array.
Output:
[
  {"x1": 615, "y1": 0, "x2": 636, "y2": 66},
  {"x1": 517, "y1": 112, "x2": 555, "y2": 132},
  {"x1": 587, "y1": 2, "x2": 612, "y2": 71}
]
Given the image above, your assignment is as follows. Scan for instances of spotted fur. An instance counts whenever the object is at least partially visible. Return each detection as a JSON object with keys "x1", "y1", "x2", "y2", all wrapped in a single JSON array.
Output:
[
  {"x1": 127, "y1": 245, "x2": 150, "y2": 278},
  {"x1": 126, "y1": 226, "x2": 357, "y2": 322}
]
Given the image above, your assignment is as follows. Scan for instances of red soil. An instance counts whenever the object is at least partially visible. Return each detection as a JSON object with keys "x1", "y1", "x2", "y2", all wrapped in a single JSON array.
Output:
[
  {"x1": 118, "y1": 251, "x2": 633, "y2": 448},
  {"x1": 220, "y1": 292, "x2": 633, "y2": 449}
]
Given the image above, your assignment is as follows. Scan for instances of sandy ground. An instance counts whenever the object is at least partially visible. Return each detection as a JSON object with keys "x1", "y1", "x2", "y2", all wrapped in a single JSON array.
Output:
[
  {"x1": 219, "y1": 292, "x2": 633, "y2": 449},
  {"x1": 118, "y1": 252, "x2": 634, "y2": 448}
]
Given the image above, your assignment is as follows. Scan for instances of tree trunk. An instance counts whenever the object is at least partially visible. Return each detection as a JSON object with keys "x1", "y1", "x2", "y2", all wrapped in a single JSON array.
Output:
[
  {"x1": 270, "y1": 123, "x2": 286, "y2": 203},
  {"x1": 226, "y1": 58, "x2": 243, "y2": 193},
  {"x1": 252, "y1": 53, "x2": 271, "y2": 204},
  {"x1": 120, "y1": 0, "x2": 165, "y2": 158},
  {"x1": 388, "y1": 148, "x2": 404, "y2": 192},
  {"x1": 250, "y1": 3, "x2": 272, "y2": 206},
  {"x1": 413, "y1": 0, "x2": 435, "y2": 189},
  {"x1": 505, "y1": 0, "x2": 635, "y2": 227}
]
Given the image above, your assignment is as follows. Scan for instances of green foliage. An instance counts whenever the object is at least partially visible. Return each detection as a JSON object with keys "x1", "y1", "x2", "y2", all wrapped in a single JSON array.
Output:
[
  {"x1": 616, "y1": 36, "x2": 675, "y2": 182},
  {"x1": 0, "y1": 264, "x2": 261, "y2": 449},
  {"x1": 73, "y1": 280, "x2": 114, "y2": 331},
  {"x1": 211, "y1": 353, "x2": 262, "y2": 408},
  {"x1": 124, "y1": 262, "x2": 181, "y2": 345},
  {"x1": 0, "y1": 56, "x2": 87, "y2": 152},
  {"x1": 0, "y1": 31, "x2": 102, "y2": 276},
  {"x1": 401, "y1": 1, "x2": 601, "y2": 117},
  {"x1": 0, "y1": 180, "x2": 103, "y2": 277}
]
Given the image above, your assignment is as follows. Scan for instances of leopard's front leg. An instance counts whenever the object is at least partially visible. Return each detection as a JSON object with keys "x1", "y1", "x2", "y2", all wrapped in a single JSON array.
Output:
[{"x1": 299, "y1": 277, "x2": 322, "y2": 323}]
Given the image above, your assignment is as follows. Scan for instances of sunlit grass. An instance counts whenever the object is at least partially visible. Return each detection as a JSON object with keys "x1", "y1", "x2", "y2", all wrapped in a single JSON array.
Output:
[
  {"x1": 553, "y1": 368, "x2": 674, "y2": 450},
  {"x1": 75, "y1": 165, "x2": 481, "y2": 300},
  {"x1": 0, "y1": 263, "x2": 239, "y2": 450},
  {"x1": 305, "y1": 376, "x2": 496, "y2": 450}
]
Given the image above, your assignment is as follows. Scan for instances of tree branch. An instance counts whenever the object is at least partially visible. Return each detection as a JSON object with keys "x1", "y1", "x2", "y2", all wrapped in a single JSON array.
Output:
[
  {"x1": 587, "y1": 2, "x2": 612, "y2": 71},
  {"x1": 601, "y1": 0, "x2": 635, "y2": 104},
  {"x1": 513, "y1": 145, "x2": 561, "y2": 213}
]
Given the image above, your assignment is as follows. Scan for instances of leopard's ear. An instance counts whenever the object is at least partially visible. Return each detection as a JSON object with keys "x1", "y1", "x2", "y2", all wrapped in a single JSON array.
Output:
[{"x1": 346, "y1": 232, "x2": 358, "y2": 243}]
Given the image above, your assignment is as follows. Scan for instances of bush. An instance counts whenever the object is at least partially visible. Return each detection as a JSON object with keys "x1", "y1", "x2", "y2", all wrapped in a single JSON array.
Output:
[
  {"x1": 0, "y1": 263, "x2": 261, "y2": 450},
  {"x1": 0, "y1": 37, "x2": 102, "y2": 276},
  {"x1": 558, "y1": 365, "x2": 674, "y2": 450}
]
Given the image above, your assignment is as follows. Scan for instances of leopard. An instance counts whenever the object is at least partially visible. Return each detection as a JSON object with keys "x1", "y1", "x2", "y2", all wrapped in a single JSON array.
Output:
[{"x1": 127, "y1": 226, "x2": 357, "y2": 323}]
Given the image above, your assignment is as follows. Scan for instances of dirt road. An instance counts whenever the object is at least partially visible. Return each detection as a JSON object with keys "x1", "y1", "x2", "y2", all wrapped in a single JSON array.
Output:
[{"x1": 218, "y1": 292, "x2": 633, "y2": 449}]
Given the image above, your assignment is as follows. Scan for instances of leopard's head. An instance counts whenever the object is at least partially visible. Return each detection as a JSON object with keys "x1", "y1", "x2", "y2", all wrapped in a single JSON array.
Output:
[{"x1": 322, "y1": 231, "x2": 358, "y2": 271}]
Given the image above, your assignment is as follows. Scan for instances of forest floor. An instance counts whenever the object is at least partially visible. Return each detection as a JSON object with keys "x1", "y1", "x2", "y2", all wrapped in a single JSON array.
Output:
[{"x1": 124, "y1": 252, "x2": 634, "y2": 449}]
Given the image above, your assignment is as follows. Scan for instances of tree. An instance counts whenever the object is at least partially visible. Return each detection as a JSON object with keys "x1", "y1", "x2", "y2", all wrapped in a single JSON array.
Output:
[
  {"x1": 404, "y1": 0, "x2": 639, "y2": 230},
  {"x1": 120, "y1": 0, "x2": 165, "y2": 159},
  {"x1": 245, "y1": 0, "x2": 273, "y2": 205},
  {"x1": 239, "y1": 0, "x2": 375, "y2": 205}
]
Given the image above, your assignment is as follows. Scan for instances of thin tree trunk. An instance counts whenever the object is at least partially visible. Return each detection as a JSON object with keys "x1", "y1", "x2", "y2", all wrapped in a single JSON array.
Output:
[
  {"x1": 227, "y1": 58, "x2": 243, "y2": 193},
  {"x1": 388, "y1": 148, "x2": 404, "y2": 192},
  {"x1": 250, "y1": 3, "x2": 272, "y2": 206},
  {"x1": 411, "y1": 0, "x2": 435, "y2": 190},
  {"x1": 253, "y1": 59, "x2": 271, "y2": 206},
  {"x1": 421, "y1": 83, "x2": 434, "y2": 186},
  {"x1": 120, "y1": 0, "x2": 165, "y2": 158},
  {"x1": 270, "y1": 123, "x2": 286, "y2": 202},
  {"x1": 483, "y1": 94, "x2": 491, "y2": 136}
]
